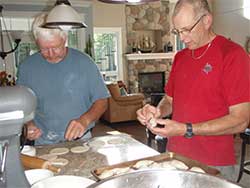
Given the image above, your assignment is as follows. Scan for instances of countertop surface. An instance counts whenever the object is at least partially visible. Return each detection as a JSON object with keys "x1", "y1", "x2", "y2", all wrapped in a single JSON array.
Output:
[{"x1": 35, "y1": 133, "x2": 159, "y2": 181}]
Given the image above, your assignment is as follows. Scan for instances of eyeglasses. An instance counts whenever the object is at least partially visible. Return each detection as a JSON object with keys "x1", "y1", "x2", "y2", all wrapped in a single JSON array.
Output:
[
  {"x1": 171, "y1": 14, "x2": 206, "y2": 36},
  {"x1": 40, "y1": 45, "x2": 64, "y2": 54}
]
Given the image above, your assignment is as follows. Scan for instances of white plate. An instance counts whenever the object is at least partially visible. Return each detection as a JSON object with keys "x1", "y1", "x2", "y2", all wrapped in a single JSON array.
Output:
[
  {"x1": 25, "y1": 169, "x2": 54, "y2": 185},
  {"x1": 31, "y1": 175, "x2": 95, "y2": 188}
]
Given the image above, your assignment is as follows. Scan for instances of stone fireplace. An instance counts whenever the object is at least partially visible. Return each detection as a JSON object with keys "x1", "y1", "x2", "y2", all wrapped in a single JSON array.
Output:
[
  {"x1": 125, "y1": 1, "x2": 174, "y2": 96},
  {"x1": 127, "y1": 58, "x2": 173, "y2": 94}
]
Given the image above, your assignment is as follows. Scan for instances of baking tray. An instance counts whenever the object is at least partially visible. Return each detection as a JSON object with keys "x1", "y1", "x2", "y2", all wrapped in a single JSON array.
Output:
[{"x1": 91, "y1": 152, "x2": 220, "y2": 180}]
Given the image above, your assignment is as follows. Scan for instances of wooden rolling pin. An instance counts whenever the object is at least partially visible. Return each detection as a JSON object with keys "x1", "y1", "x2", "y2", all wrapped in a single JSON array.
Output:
[{"x1": 20, "y1": 154, "x2": 61, "y2": 173}]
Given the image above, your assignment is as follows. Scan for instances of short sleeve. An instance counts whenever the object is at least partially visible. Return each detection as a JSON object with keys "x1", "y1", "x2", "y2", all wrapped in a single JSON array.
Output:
[
  {"x1": 165, "y1": 54, "x2": 178, "y2": 98},
  {"x1": 221, "y1": 48, "x2": 250, "y2": 105}
]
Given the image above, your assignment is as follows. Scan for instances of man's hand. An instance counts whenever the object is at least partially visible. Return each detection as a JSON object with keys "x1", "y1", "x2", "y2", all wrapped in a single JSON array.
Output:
[
  {"x1": 136, "y1": 104, "x2": 161, "y2": 126},
  {"x1": 26, "y1": 121, "x2": 42, "y2": 140},
  {"x1": 147, "y1": 119, "x2": 186, "y2": 138},
  {"x1": 65, "y1": 118, "x2": 88, "y2": 141}
]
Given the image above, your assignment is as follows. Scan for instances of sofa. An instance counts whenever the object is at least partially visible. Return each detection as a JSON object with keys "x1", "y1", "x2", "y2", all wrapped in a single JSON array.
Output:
[{"x1": 101, "y1": 83, "x2": 145, "y2": 123}]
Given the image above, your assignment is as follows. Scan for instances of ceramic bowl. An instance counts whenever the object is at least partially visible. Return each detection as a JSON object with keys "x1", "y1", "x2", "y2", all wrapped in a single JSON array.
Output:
[
  {"x1": 25, "y1": 169, "x2": 54, "y2": 185},
  {"x1": 31, "y1": 175, "x2": 95, "y2": 188},
  {"x1": 21, "y1": 145, "x2": 36, "y2": 156}
]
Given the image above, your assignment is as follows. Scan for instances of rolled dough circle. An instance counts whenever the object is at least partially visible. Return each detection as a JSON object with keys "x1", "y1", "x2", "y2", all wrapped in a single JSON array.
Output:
[
  {"x1": 70, "y1": 145, "x2": 89, "y2": 153},
  {"x1": 50, "y1": 158, "x2": 69, "y2": 166},
  {"x1": 38, "y1": 154, "x2": 58, "y2": 161},
  {"x1": 107, "y1": 138, "x2": 125, "y2": 145},
  {"x1": 88, "y1": 140, "x2": 106, "y2": 148},
  {"x1": 49, "y1": 147, "x2": 69, "y2": 155}
]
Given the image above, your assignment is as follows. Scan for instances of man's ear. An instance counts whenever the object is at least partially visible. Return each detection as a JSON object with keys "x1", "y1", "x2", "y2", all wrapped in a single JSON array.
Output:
[{"x1": 203, "y1": 13, "x2": 213, "y2": 30}]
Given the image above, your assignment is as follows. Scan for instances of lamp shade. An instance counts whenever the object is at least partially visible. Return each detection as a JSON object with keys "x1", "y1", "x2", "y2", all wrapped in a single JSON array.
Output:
[
  {"x1": 98, "y1": 0, "x2": 160, "y2": 4},
  {"x1": 42, "y1": 1, "x2": 87, "y2": 29}
]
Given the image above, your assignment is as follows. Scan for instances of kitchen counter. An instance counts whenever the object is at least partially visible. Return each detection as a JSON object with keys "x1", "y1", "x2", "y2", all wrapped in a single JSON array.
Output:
[{"x1": 35, "y1": 134, "x2": 159, "y2": 181}]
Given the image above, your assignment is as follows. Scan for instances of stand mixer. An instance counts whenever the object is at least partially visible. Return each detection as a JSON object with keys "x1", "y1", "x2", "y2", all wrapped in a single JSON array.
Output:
[{"x1": 0, "y1": 86, "x2": 37, "y2": 188}]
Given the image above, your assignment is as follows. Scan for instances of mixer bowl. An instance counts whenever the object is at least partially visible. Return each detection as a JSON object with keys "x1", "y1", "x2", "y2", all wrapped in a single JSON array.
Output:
[{"x1": 86, "y1": 169, "x2": 242, "y2": 188}]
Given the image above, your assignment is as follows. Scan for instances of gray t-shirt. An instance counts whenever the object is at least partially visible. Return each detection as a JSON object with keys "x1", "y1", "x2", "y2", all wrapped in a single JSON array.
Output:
[{"x1": 17, "y1": 48, "x2": 110, "y2": 145}]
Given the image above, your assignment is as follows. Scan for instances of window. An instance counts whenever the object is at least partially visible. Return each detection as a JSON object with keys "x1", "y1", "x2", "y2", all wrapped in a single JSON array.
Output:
[
  {"x1": 175, "y1": 35, "x2": 185, "y2": 51},
  {"x1": 94, "y1": 27, "x2": 123, "y2": 82}
]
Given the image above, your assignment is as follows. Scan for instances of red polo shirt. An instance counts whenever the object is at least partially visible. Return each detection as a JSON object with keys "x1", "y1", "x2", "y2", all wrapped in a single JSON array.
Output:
[{"x1": 165, "y1": 35, "x2": 250, "y2": 166}]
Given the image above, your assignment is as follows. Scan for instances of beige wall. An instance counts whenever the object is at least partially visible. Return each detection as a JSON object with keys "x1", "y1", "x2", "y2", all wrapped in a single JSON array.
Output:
[
  {"x1": 212, "y1": 0, "x2": 250, "y2": 48},
  {"x1": 92, "y1": 0, "x2": 128, "y2": 83}
]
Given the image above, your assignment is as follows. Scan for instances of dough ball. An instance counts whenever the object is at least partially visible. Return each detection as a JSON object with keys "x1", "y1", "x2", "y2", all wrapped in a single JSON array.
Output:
[
  {"x1": 149, "y1": 162, "x2": 163, "y2": 169},
  {"x1": 133, "y1": 160, "x2": 154, "y2": 169},
  {"x1": 166, "y1": 160, "x2": 189, "y2": 170},
  {"x1": 49, "y1": 147, "x2": 69, "y2": 155},
  {"x1": 149, "y1": 118, "x2": 157, "y2": 127},
  {"x1": 190, "y1": 166, "x2": 205, "y2": 173},
  {"x1": 158, "y1": 161, "x2": 177, "y2": 170},
  {"x1": 98, "y1": 169, "x2": 115, "y2": 179},
  {"x1": 99, "y1": 167, "x2": 130, "y2": 179}
]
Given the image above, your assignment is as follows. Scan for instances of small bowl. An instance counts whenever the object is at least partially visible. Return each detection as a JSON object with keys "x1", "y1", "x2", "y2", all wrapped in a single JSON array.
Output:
[
  {"x1": 31, "y1": 175, "x2": 95, "y2": 188},
  {"x1": 21, "y1": 145, "x2": 36, "y2": 156},
  {"x1": 25, "y1": 169, "x2": 54, "y2": 185}
]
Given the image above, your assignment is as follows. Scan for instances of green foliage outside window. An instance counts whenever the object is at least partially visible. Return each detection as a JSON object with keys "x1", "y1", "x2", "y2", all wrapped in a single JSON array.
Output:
[{"x1": 94, "y1": 33, "x2": 116, "y2": 72}]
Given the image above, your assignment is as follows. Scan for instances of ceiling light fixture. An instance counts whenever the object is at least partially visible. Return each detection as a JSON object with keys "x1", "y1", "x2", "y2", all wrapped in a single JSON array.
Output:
[
  {"x1": 97, "y1": 0, "x2": 160, "y2": 5},
  {"x1": 42, "y1": 0, "x2": 87, "y2": 30}
]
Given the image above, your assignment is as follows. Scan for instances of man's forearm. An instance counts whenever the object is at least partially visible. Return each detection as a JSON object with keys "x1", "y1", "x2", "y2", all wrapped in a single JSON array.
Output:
[
  {"x1": 157, "y1": 95, "x2": 173, "y2": 118},
  {"x1": 79, "y1": 98, "x2": 108, "y2": 127},
  {"x1": 193, "y1": 103, "x2": 250, "y2": 135}
]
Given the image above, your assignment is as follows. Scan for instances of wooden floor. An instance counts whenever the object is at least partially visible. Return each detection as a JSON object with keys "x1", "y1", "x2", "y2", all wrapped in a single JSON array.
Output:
[{"x1": 93, "y1": 120, "x2": 250, "y2": 187}]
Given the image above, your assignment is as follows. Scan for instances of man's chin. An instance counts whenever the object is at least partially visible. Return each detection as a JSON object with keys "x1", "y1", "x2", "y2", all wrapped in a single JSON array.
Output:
[{"x1": 46, "y1": 59, "x2": 61, "y2": 64}]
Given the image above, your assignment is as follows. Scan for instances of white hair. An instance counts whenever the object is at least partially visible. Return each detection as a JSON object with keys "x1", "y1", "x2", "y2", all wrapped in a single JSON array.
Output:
[
  {"x1": 32, "y1": 13, "x2": 67, "y2": 41},
  {"x1": 173, "y1": 0, "x2": 211, "y2": 18}
]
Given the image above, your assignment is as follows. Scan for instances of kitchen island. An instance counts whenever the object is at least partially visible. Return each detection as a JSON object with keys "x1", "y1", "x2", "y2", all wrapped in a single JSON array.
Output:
[{"x1": 35, "y1": 134, "x2": 159, "y2": 180}]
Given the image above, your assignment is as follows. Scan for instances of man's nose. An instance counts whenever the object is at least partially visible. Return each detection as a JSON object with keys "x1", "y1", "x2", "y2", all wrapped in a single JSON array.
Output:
[
  {"x1": 47, "y1": 49, "x2": 54, "y2": 56},
  {"x1": 179, "y1": 33, "x2": 187, "y2": 42}
]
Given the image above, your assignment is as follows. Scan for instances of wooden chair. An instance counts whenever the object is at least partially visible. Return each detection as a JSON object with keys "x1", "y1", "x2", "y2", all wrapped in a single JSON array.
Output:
[{"x1": 237, "y1": 128, "x2": 250, "y2": 182}]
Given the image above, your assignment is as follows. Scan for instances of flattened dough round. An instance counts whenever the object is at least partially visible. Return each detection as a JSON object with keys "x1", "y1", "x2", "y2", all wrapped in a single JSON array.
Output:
[
  {"x1": 70, "y1": 145, "x2": 89, "y2": 153},
  {"x1": 38, "y1": 154, "x2": 58, "y2": 161},
  {"x1": 107, "y1": 138, "x2": 125, "y2": 145},
  {"x1": 88, "y1": 140, "x2": 106, "y2": 148},
  {"x1": 50, "y1": 158, "x2": 69, "y2": 166},
  {"x1": 49, "y1": 147, "x2": 69, "y2": 155}
]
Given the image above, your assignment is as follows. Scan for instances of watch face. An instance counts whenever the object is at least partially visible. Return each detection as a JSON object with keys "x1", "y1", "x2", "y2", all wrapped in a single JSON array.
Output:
[{"x1": 185, "y1": 123, "x2": 193, "y2": 138}]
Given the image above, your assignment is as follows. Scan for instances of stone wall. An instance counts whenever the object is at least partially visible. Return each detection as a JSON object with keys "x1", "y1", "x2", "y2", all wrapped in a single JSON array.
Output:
[
  {"x1": 126, "y1": 1, "x2": 171, "y2": 53},
  {"x1": 125, "y1": 1, "x2": 173, "y2": 94},
  {"x1": 128, "y1": 59, "x2": 172, "y2": 93}
]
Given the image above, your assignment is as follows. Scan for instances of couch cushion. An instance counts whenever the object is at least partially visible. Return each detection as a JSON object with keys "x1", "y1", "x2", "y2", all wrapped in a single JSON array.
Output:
[{"x1": 107, "y1": 83, "x2": 121, "y2": 99}]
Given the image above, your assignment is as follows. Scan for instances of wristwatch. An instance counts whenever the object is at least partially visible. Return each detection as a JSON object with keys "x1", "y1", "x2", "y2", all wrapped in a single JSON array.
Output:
[{"x1": 184, "y1": 123, "x2": 194, "y2": 138}]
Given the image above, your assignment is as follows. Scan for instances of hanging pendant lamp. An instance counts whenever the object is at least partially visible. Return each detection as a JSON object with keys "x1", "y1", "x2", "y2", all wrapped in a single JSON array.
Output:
[
  {"x1": 42, "y1": 0, "x2": 87, "y2": 30},
  {"x1": 97, "y1": 0, "x2": 160, "y2": 5}
]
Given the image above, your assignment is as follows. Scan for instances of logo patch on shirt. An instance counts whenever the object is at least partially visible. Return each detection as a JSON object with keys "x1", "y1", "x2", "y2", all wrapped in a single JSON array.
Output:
[{"x1": 203, "y1": 63, "x2": 212, "y2": 74}]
